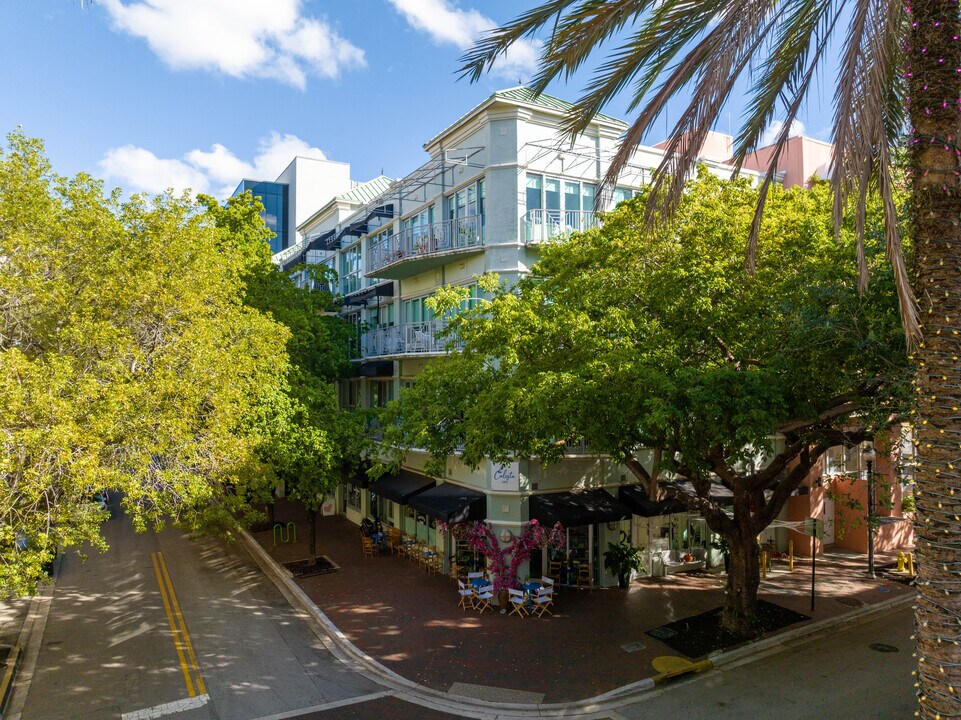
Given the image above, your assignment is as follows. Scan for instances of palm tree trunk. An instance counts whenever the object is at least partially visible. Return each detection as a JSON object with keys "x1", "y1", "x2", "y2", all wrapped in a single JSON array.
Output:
[{"x1": 909, "y1": 2, "x2": 961, "y2": 716}]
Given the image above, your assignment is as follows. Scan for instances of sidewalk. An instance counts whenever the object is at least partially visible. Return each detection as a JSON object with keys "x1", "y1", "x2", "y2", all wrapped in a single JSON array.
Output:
[{"x1": 254, "y1": 500, "x2": 915, "y2": 704}]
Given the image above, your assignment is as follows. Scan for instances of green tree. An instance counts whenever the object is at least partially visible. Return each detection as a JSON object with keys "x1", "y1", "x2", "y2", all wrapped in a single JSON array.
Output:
[
  {"x1": 462, "y1": 7, "x2": 961, "y2": 713},
  {"x1": 383, "y1": 173, "x2": 911, "y2": 638},
  {"x1": 220, "y1": 218, "x2": 364, "y2": 567},
  {"x1": 0, "y1": 130, "x2": 291, "y2": 594}
]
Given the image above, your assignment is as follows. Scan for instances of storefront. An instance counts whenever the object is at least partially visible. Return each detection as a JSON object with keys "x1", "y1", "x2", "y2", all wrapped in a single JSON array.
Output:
[
  {"x1": 408, "y1": 483, "x2": 487, "y2": 571},
  {"x1": 618, "y1": 482, "x2": 732, "y2": 575},
  {"x1": 368, "y1": 469, "x2": 435, "y2": 540},
  {"x1": 529, "y1": 488, "x2": 633, "y2": 587}
]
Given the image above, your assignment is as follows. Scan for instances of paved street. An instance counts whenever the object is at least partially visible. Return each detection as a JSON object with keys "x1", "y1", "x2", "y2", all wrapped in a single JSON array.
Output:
[
  {"x1": 10, "y1": 495, "x2": 916, "y2": 720},
  {"x1": 14, "y1": 500, "x2": 378, "y2": 720},
  {"x1": 620, "y1": 604, "x2": 916, "y2": 720}
]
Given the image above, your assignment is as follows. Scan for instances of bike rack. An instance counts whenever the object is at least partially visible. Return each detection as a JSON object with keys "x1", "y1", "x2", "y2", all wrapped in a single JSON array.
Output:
[{"x1": 273, "y1": 522, "x2": 296, "y2": 546}]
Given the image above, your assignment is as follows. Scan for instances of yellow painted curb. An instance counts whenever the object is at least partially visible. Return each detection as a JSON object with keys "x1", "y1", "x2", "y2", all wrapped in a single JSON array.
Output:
[
  {"x1": 0, "y1": 646, "x2": 22, "y2": 717},
  {"x1": 651, "y1": 656, "x2": 713, "y2": 684}
]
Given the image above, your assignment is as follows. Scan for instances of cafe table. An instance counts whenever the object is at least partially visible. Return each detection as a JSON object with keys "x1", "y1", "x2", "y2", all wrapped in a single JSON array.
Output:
[{"x1": 521, "y1": 580, "x2": 541, "y2": 609}]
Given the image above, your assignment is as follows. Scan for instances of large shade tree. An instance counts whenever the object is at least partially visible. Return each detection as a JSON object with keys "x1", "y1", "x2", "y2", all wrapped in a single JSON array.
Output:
[
  {"x1": 0, "y1": 131, "x2": 291, "y2": 595},
  {"x1": 383, "y1": 173, "x2": 911, "y2": 639},
  {"x1": 462, "y1": 4, "x2": 954, "y2": 715}
]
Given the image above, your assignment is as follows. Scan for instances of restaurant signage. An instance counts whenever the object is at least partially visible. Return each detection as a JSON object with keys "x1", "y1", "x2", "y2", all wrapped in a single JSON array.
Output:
[{"x1": 491, "y1": 462, "x2": 520, "y2": 492}]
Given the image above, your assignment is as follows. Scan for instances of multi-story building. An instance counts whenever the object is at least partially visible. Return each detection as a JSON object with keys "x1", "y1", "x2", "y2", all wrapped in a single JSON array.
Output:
[
  {"x1": 233, "y1": 156, "x2": 355, "y2": 254},
  {"x1": 275, "y1": 86, "x2": 911, "y2": 587}
]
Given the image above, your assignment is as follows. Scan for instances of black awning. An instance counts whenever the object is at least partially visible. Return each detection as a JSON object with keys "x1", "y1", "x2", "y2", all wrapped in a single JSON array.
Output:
[
  {"x1": 529, "y1": 489, "x2": 632, "y2": 527},
  {"x1": 408, "y1": 483, "x2": 486, "y2": 524},
  {"x1": 369, "y1": 470, "x2": 435, "y2": 504},
  {"x1": 668, "y1": 480, "x2": 735, "y2": 507},
  {"x1": 619, "y1": 484, "x2": 689, "y2": 517},
  {"x1": 359, "y1": 360, "x2": 393, "y2": 377},
  {"x1": 342, "y1": 281, "x2": 395, "y2": 306}
]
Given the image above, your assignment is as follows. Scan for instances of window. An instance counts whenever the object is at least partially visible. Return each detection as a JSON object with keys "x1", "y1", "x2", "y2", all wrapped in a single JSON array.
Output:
[
  {"x1": 544, "y1": 177, "x2": 560, "y2": 210},
  {"x1": 403, "y1": 295, "x2": 435, "y2": 324},
  {"x1": 526, "y1": 174, "x2": 542, "y2": 211},
  {"x1": 612, "y1": 187, "x2": 634, "y2": 205},
  {"x1": 346, "y1": 483, "x2": 362, "y2": 512},
  {"x1": 449, "y1": 179, "x2": 485, "y2": 220},
  {"x1": 581, "y1": 183, "x2": 596, "y2": 212},
  {"x1": 368, "y1": 303, "x2": 395, "y2": 328},
  {"x1": 340, "y1": 243, "x2": 362, "y2": 295},
  {"x1": 369, "y1": 379, "x2": 393, "y2": 408}
]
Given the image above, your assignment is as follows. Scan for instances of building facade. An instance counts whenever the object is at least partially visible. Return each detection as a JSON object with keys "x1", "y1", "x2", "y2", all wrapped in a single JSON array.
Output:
[{"x1": 272, "y1": 87, "x2": 912, "y2": 588}]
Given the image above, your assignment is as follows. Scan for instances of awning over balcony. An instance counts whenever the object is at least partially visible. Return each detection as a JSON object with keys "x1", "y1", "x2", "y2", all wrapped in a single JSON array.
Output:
[
  {"x1": 358, "y1": 360, "x2": 394, "y2": 377},
  {"x1": 529, "y1": 489, "x2": 632, "y2": 528},
  {"x1": 369, "y1": 470, "x2": 435, "y2": 504},
  {"x1": 408, "y1": 483, "x2": 486, "y2": 524},
  {"x1": 342, "y1": 281, "x2": 395, "y2": 307}
]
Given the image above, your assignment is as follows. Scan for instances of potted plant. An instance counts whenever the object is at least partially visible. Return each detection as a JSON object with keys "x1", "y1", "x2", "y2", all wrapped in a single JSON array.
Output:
[
  {"x1": 711, "y1": 536, "x2": 731, "y2": 573},
  {"x1": 603, "y1": 531, "x2": 644, "y2": 589}
]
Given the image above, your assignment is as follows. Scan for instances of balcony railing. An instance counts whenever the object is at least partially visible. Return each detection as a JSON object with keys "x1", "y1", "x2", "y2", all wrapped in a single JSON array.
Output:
[
  {"x1": 525, "y1": 209, "x2": 599, "y2": 244},
  {"x1": 367, "y1": 215, "x2": 484, "y2": 275},
  {"x1": 362, "y1": 319, "x2": 462, "y2": 358}
]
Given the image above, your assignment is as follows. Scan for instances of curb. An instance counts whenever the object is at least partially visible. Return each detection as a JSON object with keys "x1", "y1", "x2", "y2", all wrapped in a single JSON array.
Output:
[
  {"x1": 238, "y1": 529, "x2": 915, "y2": 717},
  {"x1": 0, "y1": 647, "x2": 21, "y2": 719}
]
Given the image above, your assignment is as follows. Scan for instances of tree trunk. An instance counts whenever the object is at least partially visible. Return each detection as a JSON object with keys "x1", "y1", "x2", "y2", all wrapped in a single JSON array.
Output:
[
  {"x1": 910, "y1": 2, "x2": 961, "y2": 717},
  {"x1": 266, "y1": 500, "x2": 275, "y2": 525},
  {"x1": 306, "y1": 509, "x2": 317, "y2": 567},
  {"x1": 721, "y1": 532, "x2": 761, "y2": 639}
]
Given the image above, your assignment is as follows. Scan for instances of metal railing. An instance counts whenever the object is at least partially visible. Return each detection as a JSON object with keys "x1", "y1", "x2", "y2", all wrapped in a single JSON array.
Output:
[
  {"x1": 525, "y1": 209, "x2": 599, "y2": 244},
  {"x1": 363, "y1": 319, "x2": 462, "y2": 357},
  {"x1": 367, "y1": 215, "x2": 484, "y2": 273}
]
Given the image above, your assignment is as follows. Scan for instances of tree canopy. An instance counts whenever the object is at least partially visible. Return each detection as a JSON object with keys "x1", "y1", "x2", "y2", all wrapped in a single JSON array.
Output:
[
  {"x1": 384, "y1": 171, "x2": 912, "y2": 635},
  {"x1": 0, "y1": 130, "x2": 291, "y2": 595}
]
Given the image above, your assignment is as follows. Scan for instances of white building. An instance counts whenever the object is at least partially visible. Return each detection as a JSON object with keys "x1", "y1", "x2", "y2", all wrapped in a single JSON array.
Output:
[{"x1": 278, "y1": 87, "x2": 836, "y2": 587}]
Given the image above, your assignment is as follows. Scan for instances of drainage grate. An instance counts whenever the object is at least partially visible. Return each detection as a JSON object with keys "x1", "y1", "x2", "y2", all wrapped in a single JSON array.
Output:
[
  {"x1": 621, "y1": 642, "x2": 647, "y2": 653},
  {"x1": 869, "y1": 643, "x2": 900, "y2": 653},
  {"x1": 649, "y1": 627, "x2": 678, "y2": 639}
]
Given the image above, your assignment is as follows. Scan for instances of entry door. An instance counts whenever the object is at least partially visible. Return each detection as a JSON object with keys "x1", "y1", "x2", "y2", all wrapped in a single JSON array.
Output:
[{"x1": 822, "y1": 496, "x2": 836, "y2": 544}]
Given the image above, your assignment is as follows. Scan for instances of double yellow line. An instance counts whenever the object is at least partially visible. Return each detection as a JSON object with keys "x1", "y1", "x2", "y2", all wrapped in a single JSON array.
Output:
[{"x1": 151, "y1": 551, "x2": 206, "y2": 697}]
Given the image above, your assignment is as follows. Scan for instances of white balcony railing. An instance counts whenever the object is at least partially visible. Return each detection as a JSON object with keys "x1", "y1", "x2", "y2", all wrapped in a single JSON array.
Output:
[
  {"x1": 367, "y1": 215, "x2": 484, "y2": 274},
  {"x1": 362, "y1": 319, "x2": 462, "y2": 358},
  {"x1": 525, "y1": 209, "x2": 599, "y2": 244}
]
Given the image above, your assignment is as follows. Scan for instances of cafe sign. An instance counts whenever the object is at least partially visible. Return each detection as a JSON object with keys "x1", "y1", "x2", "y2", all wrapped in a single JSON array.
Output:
[{"x1": 491, "y1": 462, "x2": 520, "y2": 492}]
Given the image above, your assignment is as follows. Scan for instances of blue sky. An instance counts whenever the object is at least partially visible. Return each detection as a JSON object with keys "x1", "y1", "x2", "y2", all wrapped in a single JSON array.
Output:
[{"x1": 4, "y1": 1, "x2": 835, "y2": 199}]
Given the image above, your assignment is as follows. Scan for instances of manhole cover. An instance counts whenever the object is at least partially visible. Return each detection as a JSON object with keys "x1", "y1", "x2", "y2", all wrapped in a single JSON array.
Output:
[
  {"x1": 869, "y1": 643, "x2": 899, "y2": 653},
  {"x1": 621, "y1": 642, "x2": 647, "y2": 653},
  {"x1": 649, "y1": 627, "x2": 678, "y2": 639}
]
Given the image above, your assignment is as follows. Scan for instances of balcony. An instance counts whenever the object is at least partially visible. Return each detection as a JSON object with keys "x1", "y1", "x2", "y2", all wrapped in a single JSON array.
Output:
[
  {"x1": 525, "y1": 209, "x2": 599, "y2": 245},
  {"x1": 362, "y1": 320, "x2": 462, "y2": 359},
  {"x1": 367, "y1": 215, "x2": 485, "y2": 278}
]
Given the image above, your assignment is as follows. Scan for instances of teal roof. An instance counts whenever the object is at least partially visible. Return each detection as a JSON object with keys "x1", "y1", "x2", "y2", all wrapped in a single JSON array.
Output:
[
  {"x1": 493, "y1": 86, "x2": 623, "y2": 125},
  {"x1": 337, "y1": 175, "x2": 393, "y2": 205}
]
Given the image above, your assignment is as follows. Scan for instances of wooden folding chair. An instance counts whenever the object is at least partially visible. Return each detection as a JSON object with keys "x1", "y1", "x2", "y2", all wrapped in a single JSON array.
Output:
[
  {"x1": 508, "y1": 588, "x2": 529, "y2": 618},
  {"x1": 457, "y1": 580, "x2": 474, "y2": 610},
  {"x1": 473, "y1": 584, "x2": 494, "y2": 614},
  {"x1": 361, "y1": 536, "x2": 374, "y2": 558},
  {"x1": 531, "y1": 587, "x2": 554, "y2": 617}
]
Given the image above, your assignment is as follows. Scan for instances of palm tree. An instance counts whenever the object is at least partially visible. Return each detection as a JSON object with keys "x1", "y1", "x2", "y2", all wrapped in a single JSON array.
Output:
[{"x1": 461, "y1": 3, "x2": 956, "y2": 717}]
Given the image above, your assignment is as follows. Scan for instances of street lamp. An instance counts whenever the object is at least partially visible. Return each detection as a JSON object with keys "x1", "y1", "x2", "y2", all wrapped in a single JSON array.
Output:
[{"x1": 863, "y1": 443, "x2": 877, "y2": 579}]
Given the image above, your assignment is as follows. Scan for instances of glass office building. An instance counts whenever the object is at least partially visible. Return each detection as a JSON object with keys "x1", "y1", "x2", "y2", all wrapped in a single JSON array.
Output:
[{"x1": 233, "y1": 180, "x2": 289, "y2": 254}]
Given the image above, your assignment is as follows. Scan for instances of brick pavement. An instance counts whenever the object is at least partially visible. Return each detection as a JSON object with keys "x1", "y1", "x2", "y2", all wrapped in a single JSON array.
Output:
[{"x1": 255, "y1": 500, "x2": 915, "y2": 704}]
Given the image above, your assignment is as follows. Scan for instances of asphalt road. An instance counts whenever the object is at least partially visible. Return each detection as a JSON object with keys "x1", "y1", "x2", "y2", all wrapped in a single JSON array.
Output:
[{"x1": 16, "y1": 500, "x2": 378, "y2": 720}]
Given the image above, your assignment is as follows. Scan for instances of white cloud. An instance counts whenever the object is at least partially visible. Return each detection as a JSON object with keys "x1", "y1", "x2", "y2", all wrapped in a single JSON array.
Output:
[
  {"x1": 99, "y1": 133, "x2": 327, "y2": 197},
  {"x1": 760, "y1": 119, "x2": 806, "y2": 147},
  {"x1": 388, "y1": 0, "x2": 540, "y2": 81},
  {"x1": 99, "y1": 0, "x2": 365, "y2": 89}
]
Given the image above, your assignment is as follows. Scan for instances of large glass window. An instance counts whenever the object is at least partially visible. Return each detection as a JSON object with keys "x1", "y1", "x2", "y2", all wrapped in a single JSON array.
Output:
[
  {"x1": 346, "y1": 483, "x2": 362, "y2": 512},
  {"x1": 526, "y1": 174, "x2": 543, "y2": 211},
  {"x1": 449, "y1": 180, "x2": 485, "y2": 220},
  {"x1": 612, "y1": 187, "x2": 634, "y2": 205},
  {"x1": 404, "y1": 294, "x2": 436, "y2": 324},
  {"x1": 581, "y1": 183, "x2": 596, "y2": 212},
  {"x1": 544, "y1": 177, "x2": 561, "y2": 211},
  {"x1": 340, "y1": 243, "x2": 362, "y2": 295}
]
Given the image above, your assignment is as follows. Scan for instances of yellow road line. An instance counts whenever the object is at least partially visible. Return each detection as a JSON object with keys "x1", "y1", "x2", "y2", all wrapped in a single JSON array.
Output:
[
  {"x1": 150, "y1": 552, "x2": 207, "y2": 697},
  {"x1": 156, "y1": 551, "x2": 206, "y2": 695}
]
